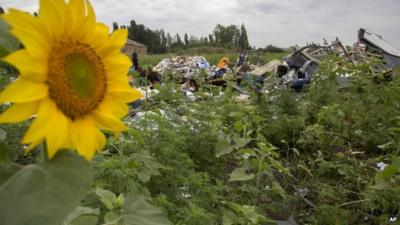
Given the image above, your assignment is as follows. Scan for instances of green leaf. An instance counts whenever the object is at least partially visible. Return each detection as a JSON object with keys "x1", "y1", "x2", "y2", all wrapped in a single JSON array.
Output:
[
  {"x1": 215, "y1": 139, "x2": 233, "y2": 158},
  {"x1": 377, "y1": 142, "x2": 393, "y2": 150},
  {"x1": 63, "y1": 206, "x2": 100, "y2": 225},
  {"x1": 229, "y1": 168, "x2": 255, "y2": 182},
  {"x1": 104, "y1": 211, "x2": 123, "y2": 224},
  {"x1": 0, "y1": 163, "x2": 21, "y2": 185},
  {"x1": 222, "y1": 210, "x2": 240, "y2": 225},
  {"x1": 123, "y1": 195, "x2": 171, "y2": 225},
  {"x1": 136, "y1": 169, "x2": 152, "y2": 183},
  {"x1": 0, "y1": 142, "x2": 10, "y2": 163},
  {"x1": 0, "y1": 150, "x2": 92, "y2": 225},
  {"x1": 96, "y1": 188, "x2": 117, "y2": 210},
  {"x1": 268, "y1": 157, "x2": 290, "y2": 174},
  {"x1": 271, "y1": 182, "x2": 286, "y2": 199},
  {"x1": 0, "y1": 128, "x2": 7, "y2": 141},
  {"x1": 378, "y1": 165, "x2": 399, "y2": 180},
  {"x1": 215, "y1": 135, "x2": 251, "y2": 158},
  {"x1": 0, "y1": 18, "x2": 20, "y2": 57}
]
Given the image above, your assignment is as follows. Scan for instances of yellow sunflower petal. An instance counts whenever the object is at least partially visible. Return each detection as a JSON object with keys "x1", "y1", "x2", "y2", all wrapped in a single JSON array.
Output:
[
  {"x1": 50, "y1": 0, "x2": 68, "y2": 38},
  {"x1": 46, "y1": 110, "x2": 69, "y2": 158},
  {"x1": 39, "y1": 0, "x2": 63, "y2": 40},
  {"x1": 0, "y1": 102, "x2": 39, "y2": 123},
  {"x1": 3, "y1": 50, "x2": 47, "y2": 82},
  {"x1": 94, "y1": 128, "x2": 106, "y2": 153},
  {"x1": 67, "y1": 0, "x2": 85, "y2": 38},
  {"x1": 85, "y1": 0, "x2": 96, "y2": 22},
  {"x1": 3, "y1": 9, "x2": 50, "y2": 56},
  {"x1": 93, "y1": 109, "x2": 127, "y2": 132},
  {"x1": 107, "y1": 74, "x2": 131, "y2": 90},
  {"x1": 104, "y1": 53, "x2": 132, "y2": 77},
  {"x1": 107, "y1": 85, "x2": 143, "y2": 103},
  {"x1": 68, "y1": 0, "x2": 85, "y2": 20},
  {"x1": 0, "y1": 79, "x2": 48, "y2": 103},
  {"x1": 70, "y1": 117, "x2": 102, "y2": 160},
  {"x1": 84, "y1": 23, "x2": 109, "y2": 49},
  {"x1": 22, "y1": 99, "x2": 56, "y2": 144},
  {"x1": 97, "y1": 29, "x2": 128, "y2": 57},
  {"x1": 98, "y1": 96, "x2": 129, "y2": 117}
]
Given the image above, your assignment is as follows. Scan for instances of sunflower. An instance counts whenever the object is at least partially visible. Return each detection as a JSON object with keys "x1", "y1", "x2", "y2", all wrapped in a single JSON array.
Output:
[{"x1": 0, "y1": 0, "x2": 142, "y2": 160}]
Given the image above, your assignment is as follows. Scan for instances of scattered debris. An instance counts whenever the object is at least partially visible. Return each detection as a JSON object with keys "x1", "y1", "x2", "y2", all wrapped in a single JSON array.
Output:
[
  {"x1": 358, "y1": 28, "x2": 400, "y2": 68},
  {"x1": 272, "y1": 28, "x2": 400, "y2": 89},
  {"x1": 377, "y1": 162, "x2": 388, "y2": 171},
  {"x1": 389, "y1": 216, "x2": 398, "y2": 222},
  {"x1": 154, "y1": 56, "x2": 210, "y2": 79},
  {"x1": 144, "y1": 28, "x2": 400, "y2": 97},
  {"x1": 275, "y1": 216, "x2": 298, "y2": 225},
  {"x1": 234, "y1": 94, "x2": 251, "y2": 103}
]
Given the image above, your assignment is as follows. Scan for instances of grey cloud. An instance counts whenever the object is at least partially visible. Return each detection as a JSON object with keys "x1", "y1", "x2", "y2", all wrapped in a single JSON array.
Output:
[{"x1": 1, "y1": 0, "x2": 400, "y2": 48}]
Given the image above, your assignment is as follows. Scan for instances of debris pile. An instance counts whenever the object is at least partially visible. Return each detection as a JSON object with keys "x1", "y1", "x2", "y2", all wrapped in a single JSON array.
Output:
[
  {"x1": 250, "y1": 28, "x2": 400, "y2": 90},
  {"x1": 154, "y1": 56, "x2": 210, "y2": 79},
  {"x1": 145, "y1": 28, "x2": 400, "y2": 95}
]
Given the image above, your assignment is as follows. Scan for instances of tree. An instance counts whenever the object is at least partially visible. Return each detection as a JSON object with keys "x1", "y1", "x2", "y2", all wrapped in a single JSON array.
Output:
[
  {"x1": 184, "y1": 33, "x2": 189, "y2": 45},
  {"x1": 160, "y1": 29, "x2": 167, "y2": 46},
  {"x1": 112, "y1": 22, "x2": 119, "y2": 31},
  {"x1": 208, "y1": 34, "x2": 214, "y2": 46},
  {"x1": 176, "y1": 33, "x2": 183, "y2": 46},
  {"x1": 239, "y1": 24, "x2": 250, "y2": 50},
  {"x1": 213, "y1": 24, "x2": 240, "y2": 48},
  {"x1": 166, "y1": 33, "x2": 172, "y2": 47},
  {"x1": 264, "y1": 44, "x2": 285, "y2": 53}
]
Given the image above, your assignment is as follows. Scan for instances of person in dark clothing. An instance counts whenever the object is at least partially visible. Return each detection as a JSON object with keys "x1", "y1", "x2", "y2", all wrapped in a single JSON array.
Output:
[
  {"x1": 137, "y1": 66, "x2": 161, "y2": 87},
  {"x1": 0, "y1": 7, "x2": 4, "y2": 14},
  {"x1": 131, "y1": 51, "x2": 138, "y2": 72}
]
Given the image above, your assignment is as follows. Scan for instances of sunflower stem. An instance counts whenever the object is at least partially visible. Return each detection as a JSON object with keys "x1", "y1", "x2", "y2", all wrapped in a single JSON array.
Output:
[
  {"x1": 39, "y1": 142, "x2": 48, "y2": 162},
  {"x1": 144, "y1": 71, "x2": 149, "y2": 132}
]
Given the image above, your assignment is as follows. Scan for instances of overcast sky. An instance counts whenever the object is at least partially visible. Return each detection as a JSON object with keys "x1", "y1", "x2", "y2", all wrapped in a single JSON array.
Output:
[{"x1": 2, "y1": 0, "x2": 400, "y2": 48}]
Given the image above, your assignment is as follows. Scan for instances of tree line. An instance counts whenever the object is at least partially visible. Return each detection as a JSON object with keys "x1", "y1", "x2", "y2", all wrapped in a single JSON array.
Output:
[{"x1": 113, "y1": 20, "x2": 251, "y2": 54}]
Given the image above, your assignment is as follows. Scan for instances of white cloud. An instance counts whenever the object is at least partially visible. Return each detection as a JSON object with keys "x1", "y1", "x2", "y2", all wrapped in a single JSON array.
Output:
[{"x1": 2, "y1": 0, "x2": 400, "y2": 48}]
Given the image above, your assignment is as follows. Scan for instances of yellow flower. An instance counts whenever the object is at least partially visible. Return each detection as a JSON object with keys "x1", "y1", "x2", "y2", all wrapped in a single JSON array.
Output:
[{"x1": 0, "y1": 0, "x2": 142, "y2": 160}]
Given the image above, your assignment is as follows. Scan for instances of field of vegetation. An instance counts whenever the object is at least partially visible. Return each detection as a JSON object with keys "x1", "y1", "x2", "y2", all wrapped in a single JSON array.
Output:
[{"x1": 1, "y1": 52, "x2": 400, "y2": 225}]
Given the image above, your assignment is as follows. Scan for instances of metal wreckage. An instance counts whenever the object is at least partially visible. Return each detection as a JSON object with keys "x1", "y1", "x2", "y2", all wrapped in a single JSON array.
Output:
[
  {"x1": 146, "y1": 28, "x2": 400, "y2": 95},
  {"x1": 274, "y1": 28, "x2": 400, "y2": 90}
]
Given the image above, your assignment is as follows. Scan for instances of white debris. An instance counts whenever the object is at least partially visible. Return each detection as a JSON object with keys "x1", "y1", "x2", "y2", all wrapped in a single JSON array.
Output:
[
  {"x1": 377, "y1": 162, "x2": 388, "y2": 171},
  {"x1": 185, "y1": 91, "x2": 196, "y2": 102},
  {"x1": 242, "y1": 153, "x2": 252, "y2": 159},
  {"x1": 234, "y1": 94, "x2": 250, "y2": 103},
  {"x1": 138, "y1": 88, "x2": 160, "y2": 99},
  {"x1": 154, "y1": 56, "x2": 210, "y2": 76}
]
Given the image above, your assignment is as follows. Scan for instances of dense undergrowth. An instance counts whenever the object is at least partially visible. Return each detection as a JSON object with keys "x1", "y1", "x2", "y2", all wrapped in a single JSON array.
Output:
[{"x1": 1, "y1": 56, "x2": 400, "y2": 225}]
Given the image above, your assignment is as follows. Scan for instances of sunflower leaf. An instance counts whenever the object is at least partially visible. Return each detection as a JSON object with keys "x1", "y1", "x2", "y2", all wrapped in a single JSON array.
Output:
[
  {"x1": 0, "y1": 150, "x2": 92, "y2": 225},
  {"x1": 63, "y1": 206, "x2": 100, "y2": 225},
  {"x1": 123, "y1": 195, "x2": 172, "y2": 225},
  {"x1": 228, "y1": 167, "x2": 255, "y2": 182},
  {"x1": 0, "y1": 18, "x2": 20, "y2": 57}
]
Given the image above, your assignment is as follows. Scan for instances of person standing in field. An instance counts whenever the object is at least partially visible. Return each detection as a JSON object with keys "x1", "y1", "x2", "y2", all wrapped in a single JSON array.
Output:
[
  {"x1": 0, "y1": 7, "x2": 4, "y2": 14},
  {"x1": 131, "y1": 51, "x2": 138, "y2": 72}
]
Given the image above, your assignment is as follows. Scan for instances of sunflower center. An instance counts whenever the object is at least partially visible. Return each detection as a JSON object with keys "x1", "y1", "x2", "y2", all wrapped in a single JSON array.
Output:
[{"x1": 48, "y1": 41, "x2": 107, "y2": 120}]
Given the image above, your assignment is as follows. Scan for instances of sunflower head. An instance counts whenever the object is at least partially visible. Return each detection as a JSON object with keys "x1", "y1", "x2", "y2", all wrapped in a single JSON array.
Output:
[{"x1": 0, "y1": 0, "x2": 142, "y2": 160}]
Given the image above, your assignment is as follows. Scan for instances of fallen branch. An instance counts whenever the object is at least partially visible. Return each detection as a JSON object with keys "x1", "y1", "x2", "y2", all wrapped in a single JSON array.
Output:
[{"x1": 337, "y1": 199, "x2": 371, "y2": 207}]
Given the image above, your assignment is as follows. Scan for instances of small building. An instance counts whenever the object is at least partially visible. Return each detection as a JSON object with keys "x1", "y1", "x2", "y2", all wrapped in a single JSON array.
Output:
[{"x1": 122, "y1": 39, "x2": 148, "y2": 56}]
